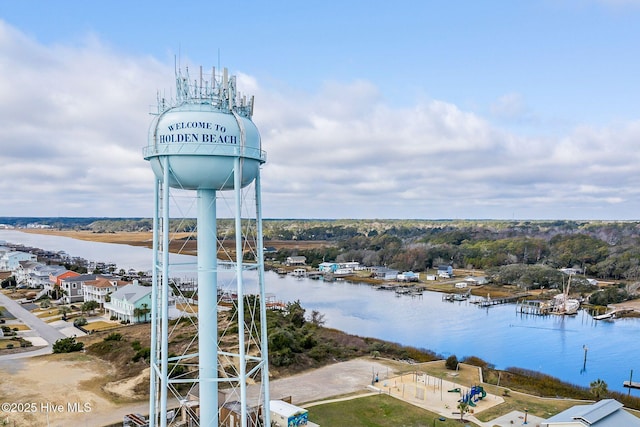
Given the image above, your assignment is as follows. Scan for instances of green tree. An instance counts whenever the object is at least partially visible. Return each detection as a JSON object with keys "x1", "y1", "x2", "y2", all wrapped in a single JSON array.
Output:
[
  {"x1": 457, "y1": 400, "x2": 469, "y2": 422},
  {"x1": 81, "y1": 300, "x2": 99, "y2": 316},
  {"x1": 590, "y1": 378, "x2": 608, "y2": 400},
  {"x1": 445, "y1": 354, "x2": 459, "y2": 370},
  {"x1": 58, "y1": 306, "x2": 71, "y2": 321},
  {"x1": 133, "y1": 303, "x2": 150, "y2": 322}
]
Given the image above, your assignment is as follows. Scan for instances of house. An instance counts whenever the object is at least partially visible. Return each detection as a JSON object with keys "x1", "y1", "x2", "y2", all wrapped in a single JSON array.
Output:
[
  {"x1": 437, "y1": 265, "x2": 453, "y2": 278},
  {"x1": 318, "y1": 262, "x2": 338, "y2": 273},
  {"x1": 14, "y1": 260, "x2": 42, "y2": 287},
  {"x1": 59, "y1": 274, "x2": 104, "y2": 304},
  {"x1": 542, "y1": 399, "x2": 640, "y2": 427},
  {"x1": 340, "y1": 261, "x2": 361, "y2": 270},
  {"x1": 397, "y1": 271, "x2": 419, "y2": 282},
  {"x1": 285, "y1": 256, "x2": 306, "y2": 266},
  {"x1": 0, "y1": 251, "x2": 37, "y2": 271},
  {"x1": 371, "y1": 266, "x2": 399, "y2": 281},
  {"x1": 464, "y1": 276, "x2": 488, "y2": 286},
  {"x1": 104, "y1": 283, "x2": 152, "y2": 323},
  {"x1": 21, "y1": 263, "x2": 67, "y2": 289},
  {"x1": 83, "y1": 276, "x2": 131, "y2": 308},
  {"x1": 560, "y1": 267, "x2": 583, "y2": 276},
  {"x1": 46, "y1": 270, "x2": 81, "y2": 298}
]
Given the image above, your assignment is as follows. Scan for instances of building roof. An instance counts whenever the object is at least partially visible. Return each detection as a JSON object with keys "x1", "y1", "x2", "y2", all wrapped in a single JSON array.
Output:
[
  {"x1": 544, "y1": 399, "x2": 640, "y2": 427},
  {"x1": 85, "y1": 277, "x2": 127, "y2": 289},
  {"x1": 62, "y1": 274, "x2": 101, "y2": 283},
  {"x1": 111, "y1": 283, "x2": 151, "y2": 304},
  {"x1": 269, "y1": 400, "x2": 307, "y2": 418}
]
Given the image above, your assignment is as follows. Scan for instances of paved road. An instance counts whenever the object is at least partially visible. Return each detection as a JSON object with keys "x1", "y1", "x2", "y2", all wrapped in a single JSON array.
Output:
[{"x1": 0, "y1": 291, "x2": 64, "y2": 360}]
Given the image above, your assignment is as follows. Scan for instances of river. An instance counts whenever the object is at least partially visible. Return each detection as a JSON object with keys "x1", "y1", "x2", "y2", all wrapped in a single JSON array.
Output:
[{"x1": 1, "y1": 229, "x2": 639, "y2": 394}]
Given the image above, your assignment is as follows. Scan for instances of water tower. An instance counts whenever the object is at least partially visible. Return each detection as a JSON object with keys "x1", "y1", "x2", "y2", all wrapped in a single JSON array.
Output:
[{"x1": 143, "y1": 66, "x2": 270, "y2": 427}]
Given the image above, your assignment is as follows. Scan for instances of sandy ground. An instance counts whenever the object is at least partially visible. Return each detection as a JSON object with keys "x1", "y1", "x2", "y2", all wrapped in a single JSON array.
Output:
[{"x1": 0, "y1": 354, "x2": 150, "y2": 427}]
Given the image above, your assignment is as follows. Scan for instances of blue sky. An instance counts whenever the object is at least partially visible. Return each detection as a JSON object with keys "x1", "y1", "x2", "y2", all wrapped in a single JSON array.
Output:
[{"x1": 1, "y1": 0, "x2": 640, "y2": 219}]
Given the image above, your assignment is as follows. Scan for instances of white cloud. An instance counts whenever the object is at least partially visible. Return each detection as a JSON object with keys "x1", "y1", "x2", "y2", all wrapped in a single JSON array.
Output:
[{"x1": 2, "y1": 20, "x2": 640, "y2": 220}]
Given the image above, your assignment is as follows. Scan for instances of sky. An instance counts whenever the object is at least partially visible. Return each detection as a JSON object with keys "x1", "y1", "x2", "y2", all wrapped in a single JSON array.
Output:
[{"x1": 1, "y1": 0, "x2": 640, "y2": 220}]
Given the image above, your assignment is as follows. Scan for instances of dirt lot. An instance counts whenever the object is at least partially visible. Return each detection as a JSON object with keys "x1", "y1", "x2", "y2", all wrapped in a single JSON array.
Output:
[{"x1": 0, "y1": 353, "x2": 140, "y2": 427}]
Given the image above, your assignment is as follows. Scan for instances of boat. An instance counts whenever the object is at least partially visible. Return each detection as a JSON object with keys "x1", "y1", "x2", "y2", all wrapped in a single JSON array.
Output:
[
  {"x1": 552, "y1": 274, "x2": 580, "y2": 315},
  {"x1": 291, "y1": 268, "x2": 307, "y2": 278}
]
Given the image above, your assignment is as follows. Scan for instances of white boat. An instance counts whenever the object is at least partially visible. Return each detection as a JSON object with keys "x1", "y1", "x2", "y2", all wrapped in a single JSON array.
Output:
[
  {"x1": 291, "y1": 268, "x2": 307, "y2": 278},
  {"x1": 552, "y1": 274, "x2": 580, "y2": 315}
]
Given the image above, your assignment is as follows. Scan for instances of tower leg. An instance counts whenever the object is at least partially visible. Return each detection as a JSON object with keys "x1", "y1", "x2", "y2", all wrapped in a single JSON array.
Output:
[{"x1": 198, "y1": 189, "x2": 218, "y2": 427}]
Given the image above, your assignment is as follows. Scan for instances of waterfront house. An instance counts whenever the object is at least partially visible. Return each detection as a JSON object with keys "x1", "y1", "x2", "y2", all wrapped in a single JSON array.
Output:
[
  {"x1": 83, "y1": 276, "x2": 131, "y2": 308},
  {"x1": 437, "y1": 265, "x2": 453, "y2": 278},
  {"x1": 318, "y1": 262, "x2": 338, "y2": 273},
  {"x1": 0, "y1": 251, "x2": 37, "y2": 271},
  {"x1": 104, "y1": 283, "x2": 152, "y2": 323},
  {"x1": 371, "y1": 266, "x2": 399, "y2": 281},
  {"x1": 397, "y1": 271, "x2": 419, "y2": 282},
  {"x1": 464, "y1": 276, "x2": 488, "y2": 286},
  {"x1": 542, "y1": 398, "x2": 640, "y2": 427},
  {"x1": 285, "y1": 256, "x2": 306, "y2": 266}
]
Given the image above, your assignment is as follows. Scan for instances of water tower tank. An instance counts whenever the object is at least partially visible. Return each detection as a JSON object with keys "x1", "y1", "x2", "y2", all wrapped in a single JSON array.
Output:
[{"x1": 144, "y1": 67, "x2": 265, "y2": 190}]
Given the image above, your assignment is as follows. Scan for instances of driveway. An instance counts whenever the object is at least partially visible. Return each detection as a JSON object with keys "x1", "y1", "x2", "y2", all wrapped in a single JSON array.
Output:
[{"x1": 0, "y1": 291, "x2": 64, "y2": 360}]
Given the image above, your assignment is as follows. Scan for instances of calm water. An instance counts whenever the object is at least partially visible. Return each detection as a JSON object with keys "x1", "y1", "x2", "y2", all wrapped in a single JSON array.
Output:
[{"x1": 2, "y1": 229, "x2": 639, "y2": 393}]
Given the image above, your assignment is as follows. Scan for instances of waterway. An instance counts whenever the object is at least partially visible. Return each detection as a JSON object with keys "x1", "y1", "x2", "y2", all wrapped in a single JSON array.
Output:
[{"x1": 1, "y1": 229, "x2": 639, "y2": 394}]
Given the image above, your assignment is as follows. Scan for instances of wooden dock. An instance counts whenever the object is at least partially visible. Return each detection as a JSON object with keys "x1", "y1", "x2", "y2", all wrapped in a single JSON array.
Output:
[
  {"x1": 593, "y1": 307, "x2": 635, "y2": 320},
  {"x1": 477, "y1": 294, "x2": 529, "y2": 308},
  {"x1": 624, "y1": 380, "x2": 640, "y2": 389},
  {"x1": 515, "y1": 299, "x2": 549, "y2": 315}
]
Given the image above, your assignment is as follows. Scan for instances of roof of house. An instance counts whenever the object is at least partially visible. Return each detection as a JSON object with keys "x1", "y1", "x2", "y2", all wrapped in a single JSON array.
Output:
[
  {"x1": 111, "y1": 283, "x2": 151, "y2": 304},
  {"x1": 269, "y1": 400, "x2": 307, "y2": 418},
  {"x1": 53, "y1": 270, "x2": 81, "y2": 280},
  {"x1": 544, "y1": 399, "x2": 640, "y2": 427},
  {"x1": 85, "y1": 277, "x2": 127, "y2": 289},
  {"x1": 62, "y1": 274, "x2": 101, "y2": 283}
]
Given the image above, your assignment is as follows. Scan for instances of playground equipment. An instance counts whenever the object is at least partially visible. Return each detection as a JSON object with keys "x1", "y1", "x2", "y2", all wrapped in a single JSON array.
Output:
[{"x1": 459, "y1": 385, "x2": 486, "y2": 407}]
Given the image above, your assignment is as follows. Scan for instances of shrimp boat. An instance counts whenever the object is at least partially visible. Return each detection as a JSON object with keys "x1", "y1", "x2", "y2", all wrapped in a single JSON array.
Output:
[{"x1": 552, "y1": 274, "x2": 580, "y2": 315}]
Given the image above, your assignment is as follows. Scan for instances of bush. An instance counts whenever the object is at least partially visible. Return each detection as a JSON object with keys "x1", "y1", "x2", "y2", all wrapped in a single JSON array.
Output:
[
  {"x1": 52, "y1": 337, "x2": 84, "y2": 353},
  {"x1": 73, "y1": 317, "x2": 88, "y2": 327},
  {"x1": 445, "y1": 354, "x2": 459, "y2": 370},
  {"x1": 132, "y1": 347, "x2": 151, "y2": 362},
  {"x1": 104, "y1": 332, "x2": 123, "y2": 341}
]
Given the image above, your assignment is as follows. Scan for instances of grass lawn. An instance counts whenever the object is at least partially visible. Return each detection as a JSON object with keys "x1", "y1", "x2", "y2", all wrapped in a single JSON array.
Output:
[
  {"x1": 84, "y1": 321, "x2": 121, "y2": 332},
  {"x1": 0, "y1": 339, "x2": 23, "y2": 349},
  {"x1": 5, "y1": 323, "x2": 30, "y2": 331},
  {"x1": 307, "y1": 394, "x2": 478, "y2": 427}
]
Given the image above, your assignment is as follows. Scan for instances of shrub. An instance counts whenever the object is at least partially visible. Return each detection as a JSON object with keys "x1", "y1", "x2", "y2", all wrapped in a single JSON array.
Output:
[
  {"x1": 73, "y1": 317, "x2": 88, "y2": 327},
  {"x1": 52, "y1": 337, "x2": 84, "y2": 353},
  {"x1": 132, "y1": 347, "x2": 151, "y2": 362},
  {"x1": 104, "y1": 332, "x2": 123, "y2": 341},
  {"x1": 445, "y1": 354, "x2": 459, "y2": 370}
]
